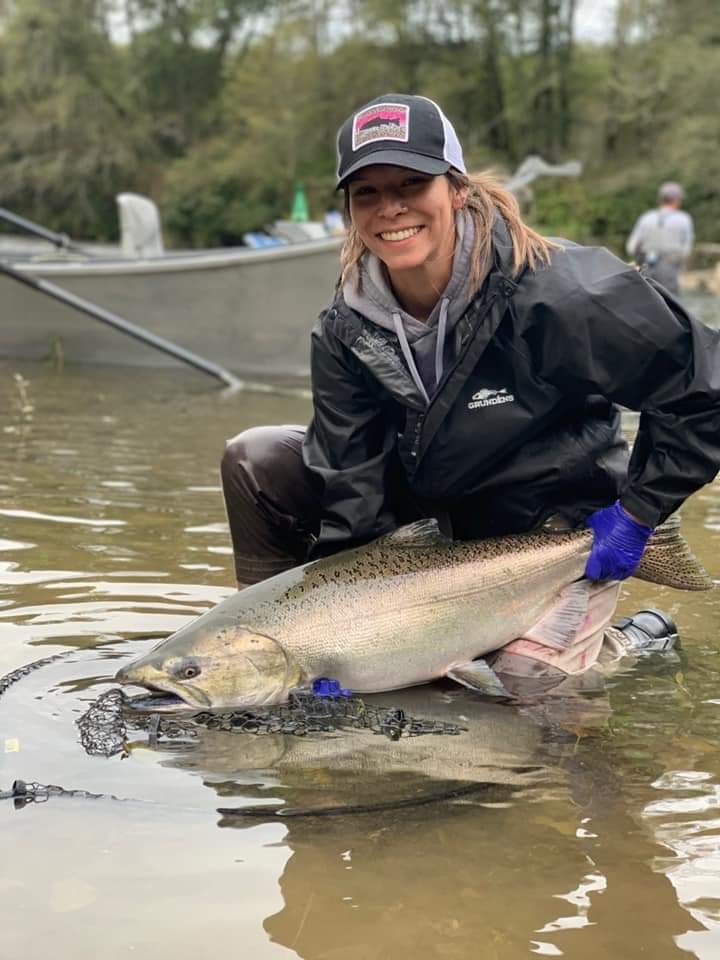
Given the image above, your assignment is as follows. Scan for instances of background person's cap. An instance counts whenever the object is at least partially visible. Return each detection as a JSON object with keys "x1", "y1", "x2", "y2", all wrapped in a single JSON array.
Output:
[
  {"x1": 658, "y1": 181, "x2": 684, "y2": 203},
  {"x1": 335, "y1": 94, "x2": 466, "y2": 189}
]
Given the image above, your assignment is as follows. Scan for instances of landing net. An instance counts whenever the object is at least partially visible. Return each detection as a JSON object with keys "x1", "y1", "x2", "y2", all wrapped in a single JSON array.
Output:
[{"x1": 77, "y1": 688, "x2": 468, "y2": 758}]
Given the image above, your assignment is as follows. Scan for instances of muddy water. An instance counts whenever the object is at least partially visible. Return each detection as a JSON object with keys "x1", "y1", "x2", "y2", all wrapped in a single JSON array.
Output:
[{"x1": 2, "y1": 297, "x2": 720, "y2": 960}]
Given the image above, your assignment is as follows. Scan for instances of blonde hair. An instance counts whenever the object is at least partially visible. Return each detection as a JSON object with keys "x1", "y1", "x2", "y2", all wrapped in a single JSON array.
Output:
[{"x1": 339, "y1": 169, "x2": 561, "y2": 292}]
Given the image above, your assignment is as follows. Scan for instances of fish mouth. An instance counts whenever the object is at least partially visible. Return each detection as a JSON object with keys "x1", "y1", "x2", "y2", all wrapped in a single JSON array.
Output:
[
  {"x1": 123, "y1": 689, "x2": 192, "y2": 713},
  {"x1": 118, "y1": 678, "x2": 211, "y2": 713}
]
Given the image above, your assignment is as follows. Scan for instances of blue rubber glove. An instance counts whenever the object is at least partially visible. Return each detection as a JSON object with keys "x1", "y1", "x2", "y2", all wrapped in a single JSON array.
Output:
[
  {"x1": 585, "y1": 500, "x2": 654, "y2": 581},
  {"x1": 312, "y1": 677, "x2": 352, "y2": 698}
]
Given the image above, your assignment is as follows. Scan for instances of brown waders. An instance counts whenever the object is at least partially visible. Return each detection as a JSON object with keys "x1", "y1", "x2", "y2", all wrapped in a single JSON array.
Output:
[{"x1": 220, "y1": 425, "x2": 321, "y2": 588}]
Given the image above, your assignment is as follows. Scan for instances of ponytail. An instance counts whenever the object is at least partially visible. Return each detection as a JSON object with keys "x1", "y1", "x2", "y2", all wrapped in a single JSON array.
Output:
[{"x1": 447, "y1": 170, "x2": 560, "y2": 290}]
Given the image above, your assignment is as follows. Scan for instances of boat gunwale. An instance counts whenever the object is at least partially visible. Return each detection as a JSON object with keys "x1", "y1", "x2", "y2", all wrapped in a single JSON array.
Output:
[{"x1": 6, "y1": 236, "x2": 343, "y2": 277}]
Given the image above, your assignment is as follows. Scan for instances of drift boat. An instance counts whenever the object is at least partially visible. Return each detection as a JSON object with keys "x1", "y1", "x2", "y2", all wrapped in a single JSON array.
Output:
[{"x1": 0, "y1": 217, "x2": 342, "y2": 377}]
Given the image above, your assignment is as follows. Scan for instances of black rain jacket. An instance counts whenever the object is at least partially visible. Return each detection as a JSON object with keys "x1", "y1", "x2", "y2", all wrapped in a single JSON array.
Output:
[{"x1": 302, "y1": 219, "x2": 720, "y2": 555}]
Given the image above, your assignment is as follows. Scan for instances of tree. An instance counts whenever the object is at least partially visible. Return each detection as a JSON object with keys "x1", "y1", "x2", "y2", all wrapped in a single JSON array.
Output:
[
  {"x1": 126, "y1": 0, "x2": 269, "y2": 153},
  {"x1": 0, "y1": 0, "x2": 150, "y2": 237}
]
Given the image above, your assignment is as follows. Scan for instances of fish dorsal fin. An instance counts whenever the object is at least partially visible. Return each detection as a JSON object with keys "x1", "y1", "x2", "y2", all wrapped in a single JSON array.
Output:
[
  {"x1": 521, "y1": 580, "x2": 593, "y2": 651},
  {"x1": 378, "y1": 519, "x2": 451, "y2": 549}
]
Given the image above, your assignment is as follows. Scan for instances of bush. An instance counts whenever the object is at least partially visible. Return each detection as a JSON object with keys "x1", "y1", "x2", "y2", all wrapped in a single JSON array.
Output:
[
  {"x1": 161, "y1": 140, "x2": 292, "y2": 247},
  {"x1": 532, "y1": 177, "x2": 719, "y2": 255}
]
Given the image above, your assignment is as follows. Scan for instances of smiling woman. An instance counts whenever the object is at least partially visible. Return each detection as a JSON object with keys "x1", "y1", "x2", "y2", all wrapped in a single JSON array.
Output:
[
  {"x1": 344, "y1": 168, "x2": 462, "y2": 321},
  {"x1": 218, "y1": 92, "x2": 720, "y2": 690}
]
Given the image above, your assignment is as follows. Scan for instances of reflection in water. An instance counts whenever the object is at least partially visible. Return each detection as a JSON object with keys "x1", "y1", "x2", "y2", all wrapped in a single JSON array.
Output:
[
  {"x1": 644, "y1": 771, "x2": 720, "y2": 958},
  {"x1": 535, "y1": 871, "x2": 607, "y2": 935},
  {"x1": 158, "y1": 685, "x2": 551, "y2": 813},
  {"x1": 251, "y1": 782, "x2": 699, "y2": 959},
  {"x1": 0, "y1": 508, "x2": 126, "y2": 526},
  {"x1": 594, "y1": 602, "x2": 720, "y2": 959},
  {"x1": 141, "y1": 681, "x2": 694, "y2": 958},
  {"x1": 1, "y1": 355, "x2": 720, "y2": 959}
]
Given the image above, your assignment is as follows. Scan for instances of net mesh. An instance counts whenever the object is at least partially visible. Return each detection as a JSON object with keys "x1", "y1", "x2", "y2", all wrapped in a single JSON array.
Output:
[{"x1": 77, "y1": 688, "x2": 468, "y2": 758}]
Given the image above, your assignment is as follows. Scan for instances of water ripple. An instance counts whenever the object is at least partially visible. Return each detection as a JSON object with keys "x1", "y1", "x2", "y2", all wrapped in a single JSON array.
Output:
[
  {"x1": 642, "y1": 769, "x2": 720, "y2": 954},
  {"x1": 0, "y1": 508, "x2": 125, "y2": 527}
]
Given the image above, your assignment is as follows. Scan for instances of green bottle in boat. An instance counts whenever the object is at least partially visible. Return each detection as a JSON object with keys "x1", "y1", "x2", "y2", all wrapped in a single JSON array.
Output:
[{"x1": 290, "y1": 182, "x2": 310, "y2": 222}]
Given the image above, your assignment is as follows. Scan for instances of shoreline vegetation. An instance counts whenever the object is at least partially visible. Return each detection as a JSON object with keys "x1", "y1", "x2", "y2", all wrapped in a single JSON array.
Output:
[{"x1": 0, "y1": 0, "x2": 717, "y2": 256}]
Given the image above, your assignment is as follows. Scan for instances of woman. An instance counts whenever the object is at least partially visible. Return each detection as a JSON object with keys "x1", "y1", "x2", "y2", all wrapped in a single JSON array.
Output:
[{"x1": 221, "y1": 94, "x2": 720, "y2": 685}]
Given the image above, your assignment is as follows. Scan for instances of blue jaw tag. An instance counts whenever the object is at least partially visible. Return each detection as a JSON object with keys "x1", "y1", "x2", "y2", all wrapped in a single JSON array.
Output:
[{"x1": 312, "y1": 677, "x2": 352, "y2": 698}]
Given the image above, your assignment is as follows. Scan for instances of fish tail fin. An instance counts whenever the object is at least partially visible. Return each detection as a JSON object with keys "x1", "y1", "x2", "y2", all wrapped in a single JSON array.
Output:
[{"x1": 636, "y1": 514, "x2": 714, "y2": 591}]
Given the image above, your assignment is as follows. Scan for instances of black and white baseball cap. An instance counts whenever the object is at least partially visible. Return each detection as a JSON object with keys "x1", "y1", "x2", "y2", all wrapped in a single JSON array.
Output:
[{"x1": 335, "y1": 94, "x2": 466, "y2": 189}]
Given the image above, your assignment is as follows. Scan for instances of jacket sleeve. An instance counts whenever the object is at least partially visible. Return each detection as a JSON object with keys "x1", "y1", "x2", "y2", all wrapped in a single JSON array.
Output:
[
  {"x1": 302, "y1": 317, "x2": 399, "y2": 555},
  {"x1": 525, "y1": 249, "x2": 720, "y2": 527}
]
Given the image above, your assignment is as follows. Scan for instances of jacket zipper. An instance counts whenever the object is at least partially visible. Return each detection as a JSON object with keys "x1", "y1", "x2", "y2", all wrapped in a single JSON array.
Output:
[
  {"x1": 410, "y1": 416, "x2": 424, "y2": 458},
  {"x1": 410, "y1": 290, "x2": 501, "y2": 463}
]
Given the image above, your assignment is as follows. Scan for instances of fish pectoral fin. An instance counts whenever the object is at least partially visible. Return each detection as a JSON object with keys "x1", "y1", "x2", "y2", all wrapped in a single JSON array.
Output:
[
  {"x1": 522, "y1": 580, "x2": 593, "y2": 651},
  {"x1": 446, "y1": 659, "x2": 511, "y2": 698}
]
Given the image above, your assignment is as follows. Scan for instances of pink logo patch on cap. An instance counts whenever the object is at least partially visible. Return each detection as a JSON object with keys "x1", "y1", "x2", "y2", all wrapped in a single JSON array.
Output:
[{"x1": 352, "y1": 103, "x2": 409, "y2": 151}]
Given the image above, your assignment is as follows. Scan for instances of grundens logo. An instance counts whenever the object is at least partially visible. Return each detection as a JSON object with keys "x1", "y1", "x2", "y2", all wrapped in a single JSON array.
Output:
[{"x1": 468, "y1": 387, "x2": 515, "y2": 410}]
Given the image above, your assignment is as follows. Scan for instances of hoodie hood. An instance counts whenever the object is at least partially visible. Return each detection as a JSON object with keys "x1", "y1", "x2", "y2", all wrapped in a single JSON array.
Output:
[{"x1": 343, "y1": 208, "x2": 485, "y2": 404}]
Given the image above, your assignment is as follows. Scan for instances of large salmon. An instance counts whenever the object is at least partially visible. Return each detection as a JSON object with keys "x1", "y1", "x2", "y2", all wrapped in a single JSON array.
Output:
[{"x1": 115, "y1": 517, "x2": 712, "y2": 710}]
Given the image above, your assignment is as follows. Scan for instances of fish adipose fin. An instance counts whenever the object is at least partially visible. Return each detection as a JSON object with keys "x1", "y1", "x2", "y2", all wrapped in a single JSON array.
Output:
[
  {"x1": 379, "y1": 519, "x2": 452, "y2": 549},
  {"x1": 446, "y1": 658, "x2": 512, "y2": 697},
  {"x1": 636, "y1": 513, "x2": 714, "y2": 591}
]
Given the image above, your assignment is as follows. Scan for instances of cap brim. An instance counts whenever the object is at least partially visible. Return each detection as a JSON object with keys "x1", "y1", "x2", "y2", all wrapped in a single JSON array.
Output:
[{"x1": 336, "y1": 151, "x2": 451, "y2": 190}]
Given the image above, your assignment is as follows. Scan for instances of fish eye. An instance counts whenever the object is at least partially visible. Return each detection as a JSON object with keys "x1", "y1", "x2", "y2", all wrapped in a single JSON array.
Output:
[{"x1": 173, "y1": 660, "x2": 201, "y2": 681}]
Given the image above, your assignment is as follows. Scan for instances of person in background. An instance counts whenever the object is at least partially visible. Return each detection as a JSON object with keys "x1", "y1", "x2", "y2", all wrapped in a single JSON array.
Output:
[
  {"x1": 220, "y1": 95, "x2": 720, "y2": 691},
  {"x1": 626, "y1": 181, "x2": 694, "y2": 294}
]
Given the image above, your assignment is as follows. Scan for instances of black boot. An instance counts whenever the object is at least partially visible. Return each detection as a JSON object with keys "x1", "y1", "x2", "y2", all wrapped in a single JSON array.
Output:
[{"x1": 613, "y1": 608, "x2": 679, "y2": 653}]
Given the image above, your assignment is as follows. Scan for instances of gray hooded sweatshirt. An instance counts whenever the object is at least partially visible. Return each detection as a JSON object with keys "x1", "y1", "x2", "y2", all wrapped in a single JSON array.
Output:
[{"x1": 343, "y1": 209, "x2": 485, "y2": 405}]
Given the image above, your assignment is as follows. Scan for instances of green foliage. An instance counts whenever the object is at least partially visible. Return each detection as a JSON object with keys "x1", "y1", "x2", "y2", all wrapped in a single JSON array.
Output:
[
  {"x1": 533, "y1": 175, "x2": 720, "y2": 256},
  {"x1": 162, "y1": 137, "x2": 291, "y2": 245},
  {"x1": 532, "y1": 180, "x2": 655, "y2": 251},
  {"x1": 0, "y1": 0, "x2": 152, "y2": 238},
  {"x1": 127, "y1": 26, "x2": 225, "y2": 154},
  {"x1": 0, "y1": 0, "x2": 718, "y2": 247}
]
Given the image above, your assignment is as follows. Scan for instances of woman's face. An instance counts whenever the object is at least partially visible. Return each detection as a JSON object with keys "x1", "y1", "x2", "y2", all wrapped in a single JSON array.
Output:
[{"x1": 347, "y1": 165, "x2": 462, "y2": 275}]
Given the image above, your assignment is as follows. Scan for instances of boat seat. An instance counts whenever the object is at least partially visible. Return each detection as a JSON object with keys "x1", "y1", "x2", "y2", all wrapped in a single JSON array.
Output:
[
  {"x1": 272, "y1": 220, "x2": 329, "y2": 244},
  {"x1": 116, "y1": 193, "x2": 165, "y2": 257}
]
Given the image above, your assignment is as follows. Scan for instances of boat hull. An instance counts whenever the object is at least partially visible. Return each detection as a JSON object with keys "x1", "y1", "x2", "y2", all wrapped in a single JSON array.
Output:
[{"x1": 0, "y1": 238, "x2": 342, "y2": 376}]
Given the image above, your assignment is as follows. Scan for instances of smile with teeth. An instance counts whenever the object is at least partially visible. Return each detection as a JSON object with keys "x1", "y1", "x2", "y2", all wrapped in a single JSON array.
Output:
[{"x1": 379, "y1": 226, "x2": 423, "y2": 242}]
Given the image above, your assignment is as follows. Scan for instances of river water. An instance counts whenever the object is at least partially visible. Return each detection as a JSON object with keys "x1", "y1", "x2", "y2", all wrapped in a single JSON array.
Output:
[{"x1": 2, "y1": 293, "x2": 720, "y2": 959}]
